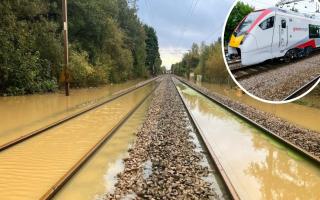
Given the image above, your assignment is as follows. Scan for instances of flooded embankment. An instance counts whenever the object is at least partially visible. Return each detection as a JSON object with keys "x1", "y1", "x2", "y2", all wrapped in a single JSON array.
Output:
[
  {"x1": 176, "y1": 82, "x2": 320, "y2": 200},
  {"x1": 0, "y1": 80, "x2": 141, "y2": 147},
  {"x1": 199, "y1": 82, "x2": 320, "y2": 133},
  {"x1": 0, "y1": 83, "x2": 155, "y2": 200},
  {"x1": 53, "y1": 96, "x2": 151, "y2": 200}
]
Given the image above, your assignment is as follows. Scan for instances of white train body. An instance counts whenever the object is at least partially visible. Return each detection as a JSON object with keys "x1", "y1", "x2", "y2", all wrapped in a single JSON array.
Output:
[{"x1": 228, "y1": 7, "x2": 320, "y2": 66}]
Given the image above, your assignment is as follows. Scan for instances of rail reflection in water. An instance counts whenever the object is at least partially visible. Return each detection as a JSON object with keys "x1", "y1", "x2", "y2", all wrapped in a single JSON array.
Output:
[
  {"x1": 0, "y1": 83, "x2": 155, "y2": 200},
  {"x1": 0, "y1": 80, "x2": 141, "y2": 146},
  {"x1": 199, "y1": 82, "x2": 320, "y2": 132},
  {"x1": 176, "y1": 83, "x2": 320, "y2": 200},
  {"x1": 53, "y1": 97, "x2": 151, "y2": 200}
]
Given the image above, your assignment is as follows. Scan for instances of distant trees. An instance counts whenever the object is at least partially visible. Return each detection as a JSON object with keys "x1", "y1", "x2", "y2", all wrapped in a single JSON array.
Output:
[
  {"x1": 0, "y1": 0, "x2": 161, "y2": 95},
  {"x1": 224, "y1": 1, "x2": 254, "y2": 44},
  {"x1": 171, "y1": 43, "x2": 200, "y2": 79},
  {"x1": 172, "y1": 39, "x2": 233, "y2": 84},
  {"x1": 144, "y1": 25, "x2": 162, "y2": 76}
]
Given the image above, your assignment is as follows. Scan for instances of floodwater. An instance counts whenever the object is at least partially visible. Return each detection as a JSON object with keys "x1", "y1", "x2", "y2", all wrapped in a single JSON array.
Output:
[
  {"x1": 0, "y1": 83, "x2": 155, "y2": 200},
  {"x1": 53, "y1": 96, "x2": 151, "y2": 200},
  {"x1": 0, "y1": 80, "x2": 141, "y2": 147},
  {"x1": 199, "y1": 82, "x2": 320, "y2": 132},
  {"x1": 176, "y1": 83, "x2": 320, "y2": 200}
]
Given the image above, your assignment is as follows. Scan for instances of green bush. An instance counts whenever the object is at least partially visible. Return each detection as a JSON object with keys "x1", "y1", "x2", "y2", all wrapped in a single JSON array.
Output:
[{"x1": 0, "y1": 0, "x2": 162, "y2": 95}]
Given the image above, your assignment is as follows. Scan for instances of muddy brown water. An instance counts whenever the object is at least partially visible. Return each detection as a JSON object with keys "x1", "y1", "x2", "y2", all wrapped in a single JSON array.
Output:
[
  {"x1": 0, "y1": 83, "x2": 155, "y2": 200},
  {"x1": 176, "y1": 83, "x2": 320, "y2": 200},
  {"x1": 0, "y1": 80, "x2": 141, "y2": 147},
  {"x1": 53, "y1": 96, "x2": 151, "y2": 200},
  {"x1": 198, "y1": 82, "x2": 320, "y2": 133}
]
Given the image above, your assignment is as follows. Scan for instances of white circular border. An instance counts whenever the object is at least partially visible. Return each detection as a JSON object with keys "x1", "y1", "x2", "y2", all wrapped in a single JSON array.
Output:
[{"x1": 221, "y1": 0, "x2": 320, "y2": 104}]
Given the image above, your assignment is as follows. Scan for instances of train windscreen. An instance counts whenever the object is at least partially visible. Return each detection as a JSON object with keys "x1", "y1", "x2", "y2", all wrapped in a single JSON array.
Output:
[{"x1": 234, "y1": 11, "x2": 262, "y2": 37}]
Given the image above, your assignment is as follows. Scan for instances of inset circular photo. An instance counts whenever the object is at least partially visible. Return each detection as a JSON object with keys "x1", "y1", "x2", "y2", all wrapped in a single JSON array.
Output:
[{"x1": 222, "y1": 0, "x2": 320, "y2": 103}]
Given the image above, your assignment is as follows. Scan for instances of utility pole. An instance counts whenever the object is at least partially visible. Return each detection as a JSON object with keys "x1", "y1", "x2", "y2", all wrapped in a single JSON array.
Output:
[{"x1": 62, "y1": 0, "x2": 70, "y2": 96}]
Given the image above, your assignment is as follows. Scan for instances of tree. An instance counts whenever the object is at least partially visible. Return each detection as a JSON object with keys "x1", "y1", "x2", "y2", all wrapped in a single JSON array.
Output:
[
  {"x1": 170, "y1": 43, "x2": 199, "y2": 78},
  {"x1": 172, "y1": 38, "x2": 233, "y2": 85},
  {"x1": 0, "y1": 0, "x2": 62, "y2": 95},
  {"x1": 144, "y1": 25, "x2": 162, "y2": 76},
  {"x1": 0, "y1": 0, "x2": 161, "y2": 95},
  {"x1": 224, "y1": 1, "x2": 254, "y2": 44}
]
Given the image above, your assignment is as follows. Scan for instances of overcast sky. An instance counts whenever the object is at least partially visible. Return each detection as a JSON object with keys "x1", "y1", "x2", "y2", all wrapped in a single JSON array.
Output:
[{"x1": 136, "y1": 0, "x2": 278, "y2": 69}]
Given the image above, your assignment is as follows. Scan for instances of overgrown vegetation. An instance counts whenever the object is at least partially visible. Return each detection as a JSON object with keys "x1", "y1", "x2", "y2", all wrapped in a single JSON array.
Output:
[
  {"x1": 224, "y1": 1, "x2": 254, "y2": 44},
  {"x1": 0, "y1": 0, "x2": 162, "y2": 95},
  {"x1": 171, "y1": 39, "x2": 233, "y2": 84}
]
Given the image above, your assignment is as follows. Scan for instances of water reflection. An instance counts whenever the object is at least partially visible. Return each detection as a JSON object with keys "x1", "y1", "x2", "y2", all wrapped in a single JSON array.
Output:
[
  {"x1": 53, "y1": 98, "x2": 150, "y2": 200},
  {"x1": 246, "y1": 136, "x2": 320, "y2": 199},
  {"x1": 177, "y1": 83, "x2": 320, "y2": 200},
  {"x1": 0, "y1": 80, "x2": 142, "y2": 146},
  {"x1": 0, "y1": 84, "x2": 154, "y2": 200}
]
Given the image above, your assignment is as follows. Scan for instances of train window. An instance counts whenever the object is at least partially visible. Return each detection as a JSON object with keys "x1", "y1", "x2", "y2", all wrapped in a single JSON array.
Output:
[
  {"x1": 234, "y1": 11, "x2": 262, "y2": 36},
  {"x1": 259, "y1": 16, "x2": 275, "y2": 30},
  {"x1": 281, "y1": 20, "x2": 286, "y2": 28},
  {"x1": 309, "y1": 24, "x2": 320, "y2": 38}
]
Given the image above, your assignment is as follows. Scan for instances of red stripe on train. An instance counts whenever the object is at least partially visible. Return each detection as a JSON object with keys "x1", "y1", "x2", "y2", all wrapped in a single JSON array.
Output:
[
  {"x1": 247, "y1": 9, "x2": 272, "y2": 33},
  {"x1": 297, "y1": 40, "x2": 316, "y2": 49}
]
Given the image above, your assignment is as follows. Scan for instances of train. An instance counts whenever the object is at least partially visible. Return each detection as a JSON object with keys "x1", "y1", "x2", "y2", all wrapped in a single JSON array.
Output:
[{"x1": 227, "y1": 7, "x2": 320, "y2": 66}]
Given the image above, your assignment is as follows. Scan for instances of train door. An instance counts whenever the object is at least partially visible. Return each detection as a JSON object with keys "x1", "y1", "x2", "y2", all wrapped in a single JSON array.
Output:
[{"x1": 279, "y1": 18, "x2": 288, "y2": 51}]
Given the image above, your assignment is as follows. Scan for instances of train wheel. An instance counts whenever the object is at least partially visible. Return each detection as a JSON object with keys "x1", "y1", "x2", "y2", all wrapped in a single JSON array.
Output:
[
  {"x1": 284, "y1": 49, "x2": 296, "y2": 62},
  {"x1": 305, "y1": 47, "x2": 313, "y2": 57}
]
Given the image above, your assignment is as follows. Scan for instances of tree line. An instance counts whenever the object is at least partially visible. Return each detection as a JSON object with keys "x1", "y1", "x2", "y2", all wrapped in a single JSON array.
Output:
[
  {"x1": 171, "y1": 39, "x2": 233, "y2": 84},
  {"x1": 0, "y1": 0, "x2": 162, "y2": 95}
]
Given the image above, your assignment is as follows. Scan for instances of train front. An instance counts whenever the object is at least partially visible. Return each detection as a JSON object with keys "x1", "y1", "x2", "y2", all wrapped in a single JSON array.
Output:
[{"x1": 228, "y1": 10, "x2": 271, "y2": 66}]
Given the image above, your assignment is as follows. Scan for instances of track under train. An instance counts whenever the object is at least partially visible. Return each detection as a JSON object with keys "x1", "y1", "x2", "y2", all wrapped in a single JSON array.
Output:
[{"x1": 229, "y1": 50, "x2": 320, "y2": 80}]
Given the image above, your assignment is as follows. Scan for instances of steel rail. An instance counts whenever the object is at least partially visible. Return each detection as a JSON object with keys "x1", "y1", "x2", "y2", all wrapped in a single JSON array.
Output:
[
  {"x1": 171, "y1": 78, "x2": 240, "y2": 200},
  {"x1": 0, "y1": 77, "x2": 159, "y2": 152},
  {"x1": 40, "y1": 81, "x2": 159, "y2": 200},
  {"x1": 175, "y1": 77, "x2": 320, "y2": 164},
  {"x1": 227, "y1": 60, "x2": 241, "y2": 65},
  {"x1": 230, "y1": 62, "x2": 286, "y2": 79},
  {"x1": 283, "y1": 75, "x2": 320, "y2": 101}
]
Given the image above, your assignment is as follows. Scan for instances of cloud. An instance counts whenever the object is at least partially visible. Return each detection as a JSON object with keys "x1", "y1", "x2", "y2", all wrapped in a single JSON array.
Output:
[
  {"x1": 160, "y1": 47, "x2": 189, "y2": 69},
  {"x1": 137, "y1": 0, "x2": 234, "y2": 68}
]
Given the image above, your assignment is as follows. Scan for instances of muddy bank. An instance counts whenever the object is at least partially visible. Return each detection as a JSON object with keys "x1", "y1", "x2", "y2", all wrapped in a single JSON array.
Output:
[
  {"x1": 105, "y1": 76, "x2": 221, "y2": 199},
  {"x1": 177, "y1": 77, "x2": 320, "y2": 159}
]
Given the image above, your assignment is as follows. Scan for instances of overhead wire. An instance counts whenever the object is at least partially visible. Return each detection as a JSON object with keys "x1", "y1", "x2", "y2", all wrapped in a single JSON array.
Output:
[{"x1": 176, "y1": 0, "x2": 200, "y2": 48}]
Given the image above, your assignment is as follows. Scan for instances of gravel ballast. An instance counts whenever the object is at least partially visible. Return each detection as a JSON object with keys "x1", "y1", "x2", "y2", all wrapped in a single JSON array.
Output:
[
  {"x1": 105, "y1": 76, "x2": 224, "y2": 199},
  {"x1": 178, "y1": 77, "x2": 320, "y2": 160},
  {"x1": 237, "y1": 54, "x2": 320, "y2": 101}
]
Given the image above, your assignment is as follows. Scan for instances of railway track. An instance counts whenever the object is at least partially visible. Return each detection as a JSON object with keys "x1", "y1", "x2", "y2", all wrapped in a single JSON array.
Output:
[
  {"x1": 174, "y1": 77, "x2": 320, "y2": 164},
  {"x1": 173, "y1": 77, "x2": 320, "y2": 199},
  {"x1": 230, "y1": 61, "x2": 287, "y2": 80},
  {"x1": 172, "y1": 78, "x2": 240, "y2": 200},
  {"x1": 226, "y1": 59, "x2": 241, "y2": 70},
  {"x1": 284, "y1": 75, "x2": 320, "y2": 101},
  {"x1": 41, "y1": 83, "x2": 158, "y2": 200},
  {"x1": 0, "y1": 78, "x2": 158, "y2": 152},
  {"x1": 229, "y1": 50, "x2": 320, "y2": 80},
  {"x1": 0, "y1": 78, "x2": 159, "y2": 200}
]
